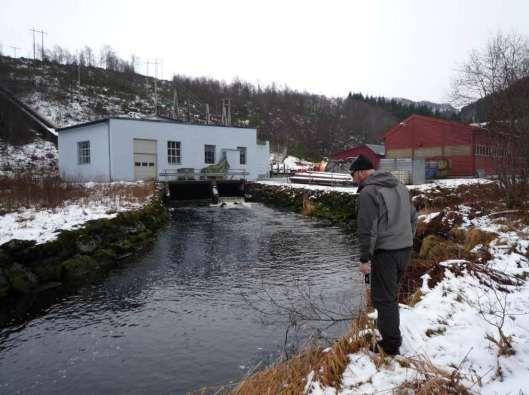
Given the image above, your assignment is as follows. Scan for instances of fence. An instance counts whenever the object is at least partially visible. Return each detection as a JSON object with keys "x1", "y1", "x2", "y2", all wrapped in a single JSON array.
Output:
[{"x1": 378, "y1": 158, "x2": 425, "y2": 185}]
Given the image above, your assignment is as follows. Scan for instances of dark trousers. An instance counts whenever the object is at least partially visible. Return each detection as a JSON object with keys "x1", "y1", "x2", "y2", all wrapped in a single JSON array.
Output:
[{"x1": 371, "y1": 248, "x2": 411, "y2": 354}]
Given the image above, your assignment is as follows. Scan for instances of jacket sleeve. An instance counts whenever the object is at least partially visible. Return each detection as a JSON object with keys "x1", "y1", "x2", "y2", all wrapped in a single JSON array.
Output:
[
  {"x1": 410, "y1": 197, "x2": 417, "y2": 237},
  {"x1": 357, "y1": 189, "x2": 379, "y2": 263}
]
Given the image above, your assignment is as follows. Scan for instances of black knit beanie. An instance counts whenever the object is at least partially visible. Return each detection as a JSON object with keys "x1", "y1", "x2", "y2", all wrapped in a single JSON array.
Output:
[{"x1": 349, "y1": 154, "x2": 374, "y2": 173}]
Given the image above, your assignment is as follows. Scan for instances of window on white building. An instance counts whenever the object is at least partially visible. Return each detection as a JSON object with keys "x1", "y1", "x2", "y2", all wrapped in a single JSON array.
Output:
[
  {"x1": 237, "y1": 146, "x2": 247, "y2": 165},
  {"x1": 78, "y1": 141, "x2": 90, "y2": 164},
  {"x1": 167, "y1": 141, "x2": 181, "y2": 164},
  {"x1": 205, "y1": 145, "x2": 215, "y2": 164}
]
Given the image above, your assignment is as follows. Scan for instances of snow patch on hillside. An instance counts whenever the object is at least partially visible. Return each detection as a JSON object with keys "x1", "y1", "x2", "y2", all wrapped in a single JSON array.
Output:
[{"x1": 0, "y1": 139, "x2": 57, "y2": 174}]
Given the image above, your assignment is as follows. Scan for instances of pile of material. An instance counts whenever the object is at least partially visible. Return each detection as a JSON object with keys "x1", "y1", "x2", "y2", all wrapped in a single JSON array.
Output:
[{"x1": 289, "y1": 171, "x2": 355, "y2": 186}]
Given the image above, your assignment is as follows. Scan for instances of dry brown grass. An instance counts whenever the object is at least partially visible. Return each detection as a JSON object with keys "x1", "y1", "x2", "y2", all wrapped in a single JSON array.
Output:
[
  {"x1": 231, "y1": 346, "x2": 323, "y2": 395},
  {"x1": 406, "y1": 288, "x2": 423, "y2": 307},
  {"x1": 0, "y1": 170, "x2": 155, "y2": 213},
  {"x1": 230, "y1": 310, "x2": 377, "y2": 395},
  {"x1": 396, "y1": 354, "x2": 471, "y2": 395},
  {"x1": 463, "y1": 228, "x2": 497, "y2": 252}
]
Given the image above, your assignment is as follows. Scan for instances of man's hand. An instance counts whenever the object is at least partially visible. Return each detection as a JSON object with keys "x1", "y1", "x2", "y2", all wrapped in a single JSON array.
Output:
[{"x1": 359, "y1": 262, "x2": 371, "y2": 275}]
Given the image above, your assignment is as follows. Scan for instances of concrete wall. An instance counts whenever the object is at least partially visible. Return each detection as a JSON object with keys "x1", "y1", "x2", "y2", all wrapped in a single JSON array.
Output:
[
  {"x1": 108, "y1": 119, "x2": 264, "y2": 181},
  {"x1": 58, "y1": 122, "x2": 110, "y2": 181}
]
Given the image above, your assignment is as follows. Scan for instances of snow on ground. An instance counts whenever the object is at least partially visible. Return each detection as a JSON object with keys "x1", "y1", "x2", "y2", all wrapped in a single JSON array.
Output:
[
  {"x1": 1, "y1": 203, "x2": 118, "y2": 245},
  {"x1": 257, "y1": 179, "x2": 358, "y2": 194},
  {"x1": 0, "y1": 139, "x2": 57, "y2": 174},
  {"x1": 282, "y1": 155, "x2": 313, "y2": 171},
  {"x1": 0, "y1": 182, "x2": 151, "y2": 246},
  {"x1": 409, "y1": 177, "x2": 493, "y2": 191},
  {"x1": 258, "y1": 177, "x2": 493, "y2": 196},
  {"x1": 417, "y1": 211, "x2": 441, "y2": 224},
  {"x1": 271, "y1": 155, "x2": 314, "y2": 173},
  {"x1": 306, "y1": 182, "x2": 529, "y2": 394}
]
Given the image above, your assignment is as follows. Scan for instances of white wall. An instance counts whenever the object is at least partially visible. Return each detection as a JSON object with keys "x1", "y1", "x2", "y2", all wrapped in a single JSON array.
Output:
[
  {"x1": 109, "y1": 119, "x2": 264, "y2": 181},
  {"x1": 58, "y1": 122, "x2": 110, "y2": 181},
  {"x1": 255, "y1": 141, "x2": 270, "y2": 179}
]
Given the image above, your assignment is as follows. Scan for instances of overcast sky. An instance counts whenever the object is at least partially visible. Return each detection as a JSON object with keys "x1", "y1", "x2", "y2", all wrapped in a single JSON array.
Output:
[{"x1": 1, "y1": 0, "x2": 528, "y2": 103}]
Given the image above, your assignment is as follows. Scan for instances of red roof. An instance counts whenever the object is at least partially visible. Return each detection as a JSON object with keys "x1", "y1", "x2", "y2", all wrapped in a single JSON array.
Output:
[
  {"x1": 331, "y1": 144, "x2": 384, "y2": 159},
  {"x1": 383, "y1": 114, "x2": 482, "y2": 141}
]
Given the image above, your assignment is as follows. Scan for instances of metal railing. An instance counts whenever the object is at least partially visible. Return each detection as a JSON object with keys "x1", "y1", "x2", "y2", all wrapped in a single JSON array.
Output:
[{"x1": 159, "y1": 168, "x2": 249, "y2": 181}]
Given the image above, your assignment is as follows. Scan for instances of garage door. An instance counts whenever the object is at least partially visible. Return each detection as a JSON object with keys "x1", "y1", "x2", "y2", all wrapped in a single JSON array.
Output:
[{"x1": 133, "y1": 139, "x2": 157, "y2": 180}]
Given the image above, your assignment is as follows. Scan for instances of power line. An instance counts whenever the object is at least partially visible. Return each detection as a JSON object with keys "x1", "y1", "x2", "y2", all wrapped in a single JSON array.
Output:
[{"x1": 29, "y1": 28, "x2": 47, "y2": 60}]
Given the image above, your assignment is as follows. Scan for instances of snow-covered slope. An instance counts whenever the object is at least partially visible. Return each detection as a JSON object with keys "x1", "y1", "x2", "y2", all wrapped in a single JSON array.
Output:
[{"x1": 0, "y1": 138, "x2": 57, "y2": 175}]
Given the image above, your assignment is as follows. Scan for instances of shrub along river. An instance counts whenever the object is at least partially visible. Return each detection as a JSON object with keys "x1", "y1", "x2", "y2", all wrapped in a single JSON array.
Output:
[{"x1": 0, "y1": 202, "x2": 362, "y2": 394}]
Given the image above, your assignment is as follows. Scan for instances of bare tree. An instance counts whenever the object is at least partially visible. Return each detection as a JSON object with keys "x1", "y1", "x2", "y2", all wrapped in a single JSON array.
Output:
[
  {"x1": 99, "y1": 45, "x2": 119, "y2": 70},
  {"x1": 81, "y1": 46, "x2": 95, "y2": 67},
  {"x1": 452, "y1": 33, "x2": 529, "y2": 106},
  {"x1": 452, "y1": 32, "x2": 529, "y2": 207}
]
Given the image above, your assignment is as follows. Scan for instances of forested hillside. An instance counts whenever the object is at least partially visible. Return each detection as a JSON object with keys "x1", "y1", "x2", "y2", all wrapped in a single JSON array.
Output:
[{"x1": 0, "y1": 52, "x2": 457, "y2": 159}]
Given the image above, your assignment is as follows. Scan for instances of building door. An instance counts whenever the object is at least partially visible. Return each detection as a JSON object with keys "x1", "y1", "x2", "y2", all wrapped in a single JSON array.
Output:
[{"x1": 133, "y1": 139, "x2": 157, "y2": 180}]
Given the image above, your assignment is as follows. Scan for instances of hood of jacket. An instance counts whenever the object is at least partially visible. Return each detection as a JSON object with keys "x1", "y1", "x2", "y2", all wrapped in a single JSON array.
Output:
[{"x1": 358, "y1": 170, "x2": 399, "y2": 191}]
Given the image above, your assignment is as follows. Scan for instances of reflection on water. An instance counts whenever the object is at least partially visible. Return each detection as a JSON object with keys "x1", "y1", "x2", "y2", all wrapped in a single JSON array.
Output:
[{"x1": 0, "y1": 202, "x2": 361, "y2": 394}]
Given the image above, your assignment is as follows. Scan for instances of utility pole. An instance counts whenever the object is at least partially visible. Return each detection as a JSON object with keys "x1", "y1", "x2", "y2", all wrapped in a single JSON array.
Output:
[
  {"x1": 9, "y1": 46, "x2": 20, "y2": 58},
  {"x1": 153, "y1": 59, "x2": 159, "y2": 114},
  {"x1": 30, "y1": 28, "x2": 37, "y2": 60},
  {"x1": 145, "y1": 60, "x2": 158, "y2": 113},
  {"x1": 39, "y1": 29, "x2": 47, "y2": 60},
  {"x1": 30, "y1": 28, "x2": 47, "y2": 60},
  {"x1": 227, "y1": 98, "x2": 231, "y2": 125},
  {"x1": 221, "y1": 98, "x2": 231, "y2": 126},
  {"x1": 173, "y1": 87, "x2": 179, "y2": 119}
]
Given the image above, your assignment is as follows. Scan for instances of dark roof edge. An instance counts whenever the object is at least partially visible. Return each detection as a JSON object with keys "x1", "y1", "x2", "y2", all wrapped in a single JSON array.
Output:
[
  {"x1": 57, "y1": 118, "x2": 110, "y2": 131},
  {"x1": 57, "y1": 116, "x2": 257, "y2": 132}
]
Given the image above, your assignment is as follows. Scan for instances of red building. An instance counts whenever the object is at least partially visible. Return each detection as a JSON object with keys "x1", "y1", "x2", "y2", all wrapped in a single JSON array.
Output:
[
  {"x1": 383, "y1": 115, "x2": 495, "y2": 177},
  {"x1": 330, "y1": 144, "x2": 385, "y2": 168}
]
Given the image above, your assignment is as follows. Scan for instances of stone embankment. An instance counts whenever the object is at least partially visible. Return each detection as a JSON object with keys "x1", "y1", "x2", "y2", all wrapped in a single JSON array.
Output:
[
  {"x1": 0, "y1": 199, "x2": 168, "y2": 311},
  {"x1": 246, "y1": 182, "x2": 358, "y2": 229}
]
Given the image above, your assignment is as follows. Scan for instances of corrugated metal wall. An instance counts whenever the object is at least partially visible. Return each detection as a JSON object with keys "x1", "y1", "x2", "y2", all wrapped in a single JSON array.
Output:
[{"x1": 383, "y1": 115, "x2": 491, "y2": 177}]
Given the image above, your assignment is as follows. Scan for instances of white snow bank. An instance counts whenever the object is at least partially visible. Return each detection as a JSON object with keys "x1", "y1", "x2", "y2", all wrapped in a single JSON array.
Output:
[
  {"x1": 0, "y1": 200, "x2": 144, "y2": 246},
  {"x1": 270, "y1": 155, "x2": 313, "y2": 172},
  {"x1": 257, "y1": 180, "x2": 358, "y2": 194},
  {"x1": 308, "y1": 208, "x2": 529, "y2": 394},
  {"x1": 257, "y1": 177, "x2": 492, "y2": 195},
  {"x1": 409, "y1": 178, "x2": 492, "y2": 191}
]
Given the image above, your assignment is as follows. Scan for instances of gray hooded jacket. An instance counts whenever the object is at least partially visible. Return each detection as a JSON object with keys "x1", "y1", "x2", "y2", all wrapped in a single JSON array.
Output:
[{"x1": 357, "y1": 170, "x2": 417, "y2": 263}]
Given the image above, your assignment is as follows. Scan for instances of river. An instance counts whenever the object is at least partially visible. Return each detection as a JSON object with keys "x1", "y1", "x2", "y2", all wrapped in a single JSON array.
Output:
[{"x1": 0, "y1": 202, "x2": 362, "y2": 394}]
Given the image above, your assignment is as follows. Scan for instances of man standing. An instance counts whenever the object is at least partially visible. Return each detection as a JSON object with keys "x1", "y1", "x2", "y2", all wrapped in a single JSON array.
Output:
[{"x1": 350, "y1": 155, "x2": 417, "y2": 356}]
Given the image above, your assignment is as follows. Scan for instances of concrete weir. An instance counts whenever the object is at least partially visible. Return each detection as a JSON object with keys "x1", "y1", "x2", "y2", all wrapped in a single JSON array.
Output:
[{"x1": 165, "y1": 180, "x2": 245, "y2": 204}]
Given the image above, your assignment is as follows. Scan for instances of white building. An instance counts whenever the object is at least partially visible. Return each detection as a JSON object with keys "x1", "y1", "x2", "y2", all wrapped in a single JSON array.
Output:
[{"x1": 57, "y1": 117, "x2": 270, "y2": 181}]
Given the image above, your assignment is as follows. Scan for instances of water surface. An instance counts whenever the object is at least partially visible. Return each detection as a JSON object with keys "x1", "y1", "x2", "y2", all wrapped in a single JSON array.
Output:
[{"x1": 0, "y1": 203, "x2": 362, "y2": 394}]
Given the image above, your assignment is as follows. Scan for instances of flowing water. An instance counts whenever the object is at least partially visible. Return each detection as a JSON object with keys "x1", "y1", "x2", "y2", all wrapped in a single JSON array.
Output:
[{"x1": 0, "y1": 202, "x2": 362, "y2": 394}]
